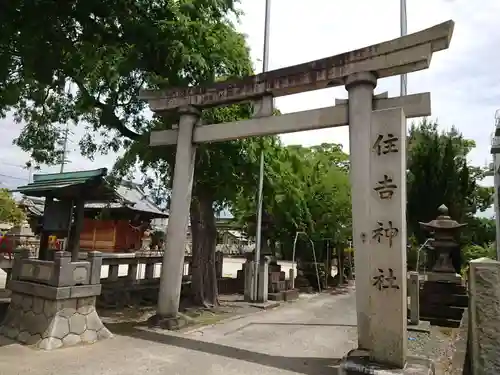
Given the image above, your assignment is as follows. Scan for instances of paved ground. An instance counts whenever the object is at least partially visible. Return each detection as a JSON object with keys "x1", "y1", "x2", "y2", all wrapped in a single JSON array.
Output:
[{"x1": 0, "y1": 289, "x2": 357, "y2": 375}]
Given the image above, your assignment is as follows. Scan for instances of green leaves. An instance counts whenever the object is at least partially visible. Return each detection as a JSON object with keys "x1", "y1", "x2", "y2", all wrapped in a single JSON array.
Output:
[
  {"x1": 0, "y1": 189, "x2": 25, "y2": 225},
  {"x1": 231, "y1": 141, "x2": 352, "y2": 259},
  {"x1": 407, "y1": 118, "x2": 493, "y2": 242},
  {"x1": 1, "y1": 0, "x2": 252, "y2": 164}
]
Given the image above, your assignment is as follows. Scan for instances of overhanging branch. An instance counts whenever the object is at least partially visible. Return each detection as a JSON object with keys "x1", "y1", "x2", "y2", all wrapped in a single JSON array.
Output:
[{"x1": 72, "y1": 77, "x2": 142, "y2": 140}]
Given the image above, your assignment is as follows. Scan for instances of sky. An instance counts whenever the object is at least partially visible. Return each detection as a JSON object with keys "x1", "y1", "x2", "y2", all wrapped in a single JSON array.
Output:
[{"x1": 0, "y1": 0, "x2": 499, "y2": 215}]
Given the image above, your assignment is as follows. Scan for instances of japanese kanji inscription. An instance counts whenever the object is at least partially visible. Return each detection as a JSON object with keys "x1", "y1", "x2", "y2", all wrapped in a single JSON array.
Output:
[
  {"x1": 368, "y1": 108, "x2": 408, "y2": 366},
  {"x1": 372, "y1": 268, "x2": 400, "y2": 291},
  {"x1": 372, "y1": 220, "x2": 399, "y2": 248},
  {"x1": 373, "y1": 174, "x2": 397, "y2": 200},
  {"x1": 372, "y1": 133, "x2": 399, "y2": 156}
]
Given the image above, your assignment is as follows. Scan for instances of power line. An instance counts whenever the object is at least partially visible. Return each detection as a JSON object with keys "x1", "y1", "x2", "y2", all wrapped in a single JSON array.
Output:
[
  {"x1": 0, "y1": 173, "x2": 28, "y2": 181},
  {"x1": 0, "y1": 160, "x2": 27, "y2": 169}
]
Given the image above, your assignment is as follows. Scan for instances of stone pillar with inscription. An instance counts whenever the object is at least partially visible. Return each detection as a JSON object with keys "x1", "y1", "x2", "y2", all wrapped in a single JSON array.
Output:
[
  {"x1": 340, "y1": 109, "x2": 435, "y2": 374},
  {"x1": 367, "y1": 108, "x2": 408, "y2": 367}
]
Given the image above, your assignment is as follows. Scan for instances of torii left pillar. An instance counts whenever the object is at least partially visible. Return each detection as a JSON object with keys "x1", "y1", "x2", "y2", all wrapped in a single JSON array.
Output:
[{"x1": 150, "y1": 106, "x2": 199, "y2": 327}]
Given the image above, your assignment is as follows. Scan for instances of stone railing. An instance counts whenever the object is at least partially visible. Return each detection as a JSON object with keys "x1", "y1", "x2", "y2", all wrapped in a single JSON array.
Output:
[
  {"x1": 88, "y1": 252, "x2": 196, "y2": 308},
  {"x1": 10, "y1": 249, "x2": 102, "y2": 289},
  {"x1": 11, "y1": 250, "x2": 102, "y2": 287},
  {"x1": 95, "y1": 252, "x2": 194, "y2": 285}
]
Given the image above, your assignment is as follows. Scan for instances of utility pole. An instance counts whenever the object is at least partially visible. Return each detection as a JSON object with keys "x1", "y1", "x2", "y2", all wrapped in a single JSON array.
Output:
[
  {"x1": 252, "y1": 0, "x2": 272, "y2": 301},
  {"x1": 26, "y1": 159, "x2": 33, "y2": 183},
  {"x1": 400, "y1": 0, "x2": 408, "y2": 96},
  {"x1": 490, "y1": 110, "x2": 500, "y2": 260},
  {"x1": 59, "y1": 123, "x2": 70, "y2": 173}
]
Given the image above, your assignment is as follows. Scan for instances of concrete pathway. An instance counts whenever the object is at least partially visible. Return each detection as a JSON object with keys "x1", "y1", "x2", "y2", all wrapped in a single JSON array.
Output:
[{"x1": 0, "y1": 289, "x2": 357, "y2": 375}]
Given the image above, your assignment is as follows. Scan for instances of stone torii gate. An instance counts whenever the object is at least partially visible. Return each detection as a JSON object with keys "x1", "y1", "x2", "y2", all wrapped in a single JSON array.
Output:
[{"x1": 141, "y1": 20, "x2": 454, "y2": 370}]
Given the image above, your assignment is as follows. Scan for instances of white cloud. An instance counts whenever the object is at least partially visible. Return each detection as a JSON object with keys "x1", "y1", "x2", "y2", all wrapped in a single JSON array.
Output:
[
  {"x1": 239, "y1": 0, "x2": 500, "y2": 170},
  {"x1": 1, "y1": 0, "x2": 499, "y2": 195}
]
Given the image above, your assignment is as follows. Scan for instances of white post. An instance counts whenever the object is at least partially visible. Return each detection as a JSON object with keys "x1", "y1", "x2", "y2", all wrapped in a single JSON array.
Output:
[
  {"x1": 368, "y1": 108, "x2": 407, "y2": 367},
  {"x1": 494, "y1": 154, "x2": 500, "y2": 261},
  {"x1": 157, "y1": 106, "x2": 199, "y2": 318},
  {"x1": 408, "y1": 271, "x2": 420, "y2": 325},
  {"x1": 400, "y1": 0, "x2": 408, "y2": 97},
  {"x1": 345, "y1": 71, "x2": 377, "y2": 351},
  {"x1": 253, "y1": 0, "x2": 273, "y2": 302}
]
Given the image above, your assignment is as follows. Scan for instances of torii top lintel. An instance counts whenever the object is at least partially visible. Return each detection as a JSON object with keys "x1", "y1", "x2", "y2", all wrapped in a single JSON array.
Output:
[{"x1": 140, "y1": 20, "x2": 454, "y2": 112}]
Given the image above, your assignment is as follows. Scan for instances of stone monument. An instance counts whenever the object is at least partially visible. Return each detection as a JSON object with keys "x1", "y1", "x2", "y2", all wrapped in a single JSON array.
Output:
[{"x1": 419, "y1": 205, "x2": 468, "y2": 327}]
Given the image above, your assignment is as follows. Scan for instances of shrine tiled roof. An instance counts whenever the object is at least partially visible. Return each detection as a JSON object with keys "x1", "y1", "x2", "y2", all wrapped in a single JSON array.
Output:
[
  {"x1": 19, "y1": 180, "x2": 167, "y2": 218},
  {"x1": 85, "y1": 181, "x2": 167, "y2": 217},
  {"x1": 13, "y1": 168, "x2": 116, "y2": 201}
]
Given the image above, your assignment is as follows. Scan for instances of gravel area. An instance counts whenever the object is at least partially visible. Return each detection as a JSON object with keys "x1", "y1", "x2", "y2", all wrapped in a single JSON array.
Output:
[
  {"x1": 408, "y1": 326, "x2": 457, "y2": 374},
  {"x1": 97, "y1": 295, "x2": 266, "y2": 332}
]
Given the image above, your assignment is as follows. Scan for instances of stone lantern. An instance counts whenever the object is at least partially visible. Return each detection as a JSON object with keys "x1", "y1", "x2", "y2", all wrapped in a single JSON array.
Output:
[
  {"x1": 419, "y1": 204, "x2": 467, "y2": 278},
  {"x1": 419, "y1": 204, "x2": 468, "y2": 327}
]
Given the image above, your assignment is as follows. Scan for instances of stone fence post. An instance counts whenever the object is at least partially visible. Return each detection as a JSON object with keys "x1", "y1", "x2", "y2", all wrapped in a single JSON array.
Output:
[
  {"x1": 10, "y1": 248, "x2": 31, "y2": 281},
  {"x1": 215, "y1": 251, "x2": 223, "y2": 279},
  {"x1": 469, "y1": 257, "x2": 500, "y2": 375},
  {"x1": 87, "y1": 251, "x2": 103, "y2": 285},
  {"x1": 408, "y1": 271, "x2": 420, "y2": 325},
  {"x1": 53, "y1": 251, "x2": 71, "y2": 286}
]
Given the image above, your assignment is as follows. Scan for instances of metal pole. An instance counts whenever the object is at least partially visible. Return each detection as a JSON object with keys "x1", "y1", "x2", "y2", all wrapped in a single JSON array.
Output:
[
  {"x1": 400, "y1": 0, "x2": 408, "y2": 96},
  {"x1": 60, "y1": 124, "x2": 69, "y2": 173},
  {"x1": 495, "y1": 159, "x2": 500, "y2": 261},
  {"x1": 253, "y1": 0, "x2": 271, "y2": 300},
  {"x1": 492, "y1": 112, "x2": 500, "y2": 261},
  {"x1": 495, "y1": 156, "x2": 500, "y2": 261}
]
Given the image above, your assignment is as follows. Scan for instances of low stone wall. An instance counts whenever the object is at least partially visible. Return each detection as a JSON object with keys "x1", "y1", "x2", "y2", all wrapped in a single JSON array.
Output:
[
  {"x1": 218, "y1": 277, "x2": 243, "y2": 295},
  {"x1": 449, "y1": 309, "x2": 471, "y2": 375},
  {"x1": 469, "y1": 258, "x2": 500, "y2": 374},
  {"x1": 1, "y1": 293, "x2": 111, "y2": 349}
]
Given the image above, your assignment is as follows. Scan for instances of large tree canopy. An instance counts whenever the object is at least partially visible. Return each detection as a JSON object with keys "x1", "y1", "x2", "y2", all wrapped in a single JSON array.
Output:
[
  {"x1": 1, "y1": 0, "x2": 252, "y2": 162},
  {"x1": 407, "y1": 119, "x2": 493, "y2": 243},
  {"x1": 1, "y1": 0, "x2": 260, "y2": 307},
  {"x1": 231, "y1": 142, "x2": 352, "y2": 261}
]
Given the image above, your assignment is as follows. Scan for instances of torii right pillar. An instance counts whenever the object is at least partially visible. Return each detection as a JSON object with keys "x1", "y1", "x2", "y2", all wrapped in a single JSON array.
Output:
[{"x1": 340, "y1": 26, "x2": 455, "y2": 375}]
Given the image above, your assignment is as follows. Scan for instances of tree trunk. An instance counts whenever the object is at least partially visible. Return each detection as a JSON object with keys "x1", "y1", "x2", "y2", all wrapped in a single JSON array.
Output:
[
  {"x1": 261, "y1": 231, "x2": 271, "y2": 256},
  {"x1": 189, "y1": 193, "x2": 218, "y2": 307},
  {"x1": 269, "y1": 240, "x2": 277, "y2": 257}
]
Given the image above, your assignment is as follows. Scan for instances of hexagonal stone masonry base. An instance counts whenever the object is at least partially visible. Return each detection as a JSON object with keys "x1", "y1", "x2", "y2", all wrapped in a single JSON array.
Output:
[{"x1": 0, "y1": 292, "x2": 112, "y2": 350}]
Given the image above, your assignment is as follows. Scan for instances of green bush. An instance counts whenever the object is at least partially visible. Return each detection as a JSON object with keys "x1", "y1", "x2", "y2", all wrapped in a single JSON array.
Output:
[
  {"x1": 462, "y1": 243, "x2": 495, "y2": 264},
  {"x1": 461, "y1": 243, "x2": 496, "y2": 276}
]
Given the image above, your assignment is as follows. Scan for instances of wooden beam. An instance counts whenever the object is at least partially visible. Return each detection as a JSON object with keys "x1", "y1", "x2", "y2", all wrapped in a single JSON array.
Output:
[
  {"x1": 150, "y1": 92, "x2": 431, "y2": 147},
  {"x1": 140, "y1": 21, "x2": 453, "y2": 112}
]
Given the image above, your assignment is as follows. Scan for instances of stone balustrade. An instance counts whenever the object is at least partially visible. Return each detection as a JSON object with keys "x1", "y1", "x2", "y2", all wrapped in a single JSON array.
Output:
[
  {"x1": 12, "y1": 249, "x2": 101, "y2": 287},
  {"x1": 97, "y1": 252, "x2": 194, "y2": 285}
]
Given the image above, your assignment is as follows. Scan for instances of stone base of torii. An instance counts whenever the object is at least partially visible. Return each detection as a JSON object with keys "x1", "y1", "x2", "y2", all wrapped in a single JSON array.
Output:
[{"x1": 141, "y1": 20, "x2": 455, "y2": 372}]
